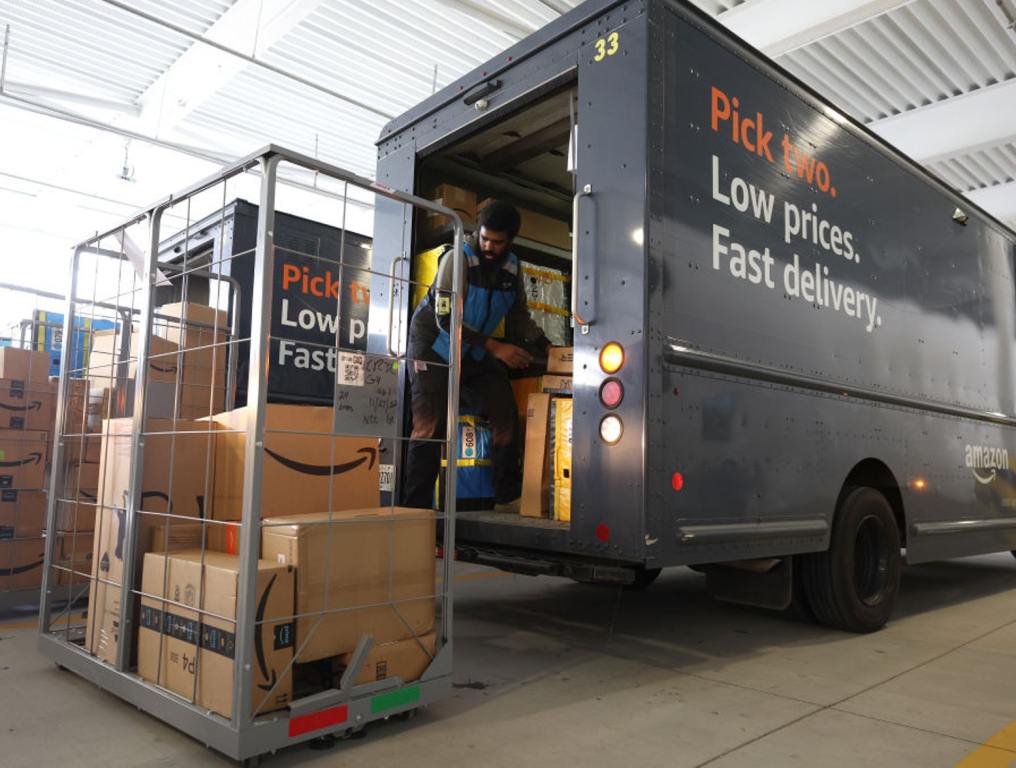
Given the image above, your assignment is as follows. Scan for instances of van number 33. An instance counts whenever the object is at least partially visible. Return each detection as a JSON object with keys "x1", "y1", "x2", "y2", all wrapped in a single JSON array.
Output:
[{"x1": 594, "y1": 32, "x2": 620, "y2": 62}]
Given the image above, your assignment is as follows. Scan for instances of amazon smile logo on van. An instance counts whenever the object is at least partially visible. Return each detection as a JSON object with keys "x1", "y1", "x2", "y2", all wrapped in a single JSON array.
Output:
[{"x1": 965, "y1": 444, "x2": 1009, "y2": 484}]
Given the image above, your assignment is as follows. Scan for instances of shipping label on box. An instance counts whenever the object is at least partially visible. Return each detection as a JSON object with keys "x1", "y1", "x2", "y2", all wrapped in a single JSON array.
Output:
[
  {"x1": 137, "y1": 550, "x2": 295, "y2": 719},
  {"x1": 0, "y1": 429, "x2": 47, "y2": 490},
  {"x1": 0, "y1": 378, "x2": 56, "y2": 431},
  {"x1": 261, "y1": 508, "x2": 435, "y2": 662}
]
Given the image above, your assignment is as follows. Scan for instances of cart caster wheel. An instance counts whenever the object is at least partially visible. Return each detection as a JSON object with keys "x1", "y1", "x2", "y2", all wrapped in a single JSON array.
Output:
[
  {"x1": 307, "y1": 734, "x2": 337, "y2": 751},
  {"x1": 395, "y1": 708, "x2": 418, "y2": 722}
]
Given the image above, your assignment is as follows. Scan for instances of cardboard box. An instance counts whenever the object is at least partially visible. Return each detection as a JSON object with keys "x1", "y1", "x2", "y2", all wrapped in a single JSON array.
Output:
[
  {"x1": 521, "y1": 394, "x2": 551, "y2": 518},
  {"x1": 209, "y1": 405, "x2": 380, "y2": 521},
  {"x1": 0, "y1": 537, "x2": 45, "y2": 590},
  {"x1": 547, "y1": 347, "x2": 573, "y2": 374},
  {"x1": 0, "y1": 429, "x2": 47, "y2": 489},
  {"x1": 478, "y1": 199, "x2": 570, "y2": 249},
  {"x1": 146, "y1": 520, "x2": 236, "y2": 555},
  {"x1": 261, "y1": 508, "x2": 435, "y2": 662},
  {"x1": 0, "y1": 489, "x2": 47, "y2": 539},
  {"x1": 88, "y1": 329, "x2": 179, "y2": 386},
  {"x1": 138, "y1": 550, "x2": 295, "y2": 719},
  {"x1": 0, "y1": 348, "x2": 52, "y2": 384},
  {"x1": 0, "y1": 378, "x2": 56, "y2": 431},
  {"x1": 61, "y1": 380, "x2": 108, "y2": 439},
  {"x1": 53, "y1": 531, "x2": 94, "y2": 585},
  {"x1": 510, "y1": 376, "x2": 573, "y2": 443},
  {"x1": 57, "y1": 460, "x2": 101, "y2": 532},
  {"x1": 550, "y1": 397, "x2": 573, "y2": 522},
  {"x1": 85, "y1": 417, "x2": 218, "y2": 662},
  {"x1": 425, "y1": 184, "x2": 477, "y2": 233},
  {"x1": 336, "y1": 632, "x2": 437, "y2": 686},
  {"x1": 153, "y1": 303, "x2": 229, "y2": 417}
]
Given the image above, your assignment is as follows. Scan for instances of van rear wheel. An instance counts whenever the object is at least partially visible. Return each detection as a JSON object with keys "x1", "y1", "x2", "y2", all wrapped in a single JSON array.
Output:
[{"x1": 802, "y1": 487, "x2": 901, "y2": 633}]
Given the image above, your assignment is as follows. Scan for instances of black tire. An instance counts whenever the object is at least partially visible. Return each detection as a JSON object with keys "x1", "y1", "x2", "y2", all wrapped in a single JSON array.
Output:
[{"x1": 802, "y1": 487, "x2": 901, "y2": 633}]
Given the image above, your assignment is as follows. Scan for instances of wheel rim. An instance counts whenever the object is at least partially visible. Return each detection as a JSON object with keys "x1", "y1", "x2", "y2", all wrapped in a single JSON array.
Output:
[{"x1": 853, "y1": 515, "x2": 891, "y2": 606}]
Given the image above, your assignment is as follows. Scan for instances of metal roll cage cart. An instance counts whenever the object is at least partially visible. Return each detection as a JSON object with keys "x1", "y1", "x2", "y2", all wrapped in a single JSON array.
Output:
[{"x1": 37, "y1": 145, "x2": 465, "y2": 762}]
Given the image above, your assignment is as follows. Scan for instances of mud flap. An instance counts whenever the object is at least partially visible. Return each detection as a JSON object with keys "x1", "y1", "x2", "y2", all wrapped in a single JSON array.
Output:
[{"x1": 704, "y1": 557, "x2": 793, "y2": 611}]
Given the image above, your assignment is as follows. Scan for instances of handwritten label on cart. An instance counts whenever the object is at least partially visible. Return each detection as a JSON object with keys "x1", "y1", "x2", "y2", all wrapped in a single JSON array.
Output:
[{"x1": 332, "y1": 355, "x2": 400, "y2": 436}]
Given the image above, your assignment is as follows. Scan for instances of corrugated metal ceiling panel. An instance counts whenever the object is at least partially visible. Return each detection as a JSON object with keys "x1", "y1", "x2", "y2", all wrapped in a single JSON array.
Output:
[{"x1": 0, "y1": 0, "x2": 234, "y2": 101}]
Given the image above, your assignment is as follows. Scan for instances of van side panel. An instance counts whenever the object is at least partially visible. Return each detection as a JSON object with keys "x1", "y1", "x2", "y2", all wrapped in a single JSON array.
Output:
[{"x1": 648, "y1": 6, "x2": 1016, "y2": 565}]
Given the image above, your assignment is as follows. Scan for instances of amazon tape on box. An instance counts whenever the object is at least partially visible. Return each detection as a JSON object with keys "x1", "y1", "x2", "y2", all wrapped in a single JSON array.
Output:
[
  {"x1": 208, "y1": 405, "x2": 380, "y2": 521},
  {"x1": 261, "y1": 507, "x2": 435, "y2": 662},
  {"x1": 138, "y1": 550, "x2": 295, "y2": 719}
]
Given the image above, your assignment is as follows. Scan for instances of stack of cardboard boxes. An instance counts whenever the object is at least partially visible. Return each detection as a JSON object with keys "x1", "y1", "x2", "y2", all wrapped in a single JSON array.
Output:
[
  {"x1": 0, "y1": 347, "x2": 92, "y2": 592},
  {"x1": 515, "y1": 347, "x2": 573, "y2": 521},
  {"x1": 76, "y1": 314, "x2": 437, "y2": 719}
]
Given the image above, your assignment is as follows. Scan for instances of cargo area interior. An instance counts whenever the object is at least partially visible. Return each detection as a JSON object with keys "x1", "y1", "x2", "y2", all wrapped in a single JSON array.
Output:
[{"x1": 411, "y1": 84, "x2": 577, "y2": 531}]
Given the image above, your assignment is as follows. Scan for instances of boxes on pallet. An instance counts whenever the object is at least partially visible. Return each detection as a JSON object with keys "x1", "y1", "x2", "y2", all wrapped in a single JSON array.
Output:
[
  {"x1": 0, "y1": 378, "x2": 56, "y2": 431},
  {"x1": 207, "y1": 404, "x2": 380, "y2": 521},
  {"x1": 138, "y1": 550, "x2": 295, "y2": 719},
  {"x1": 0, "y1": 429, "x2": 47, "y2": 490},
  {"x1": 335, "y1": 632, "x2": 437, "y2": 686},
  {"x1": 0, "y1": 537, "x2": 45, "y2": 590},
  {"x1": 261, "y1": 507, "x2": 435, "y2": 662},
  {"x1": 0, "y1": 489, "x2": 47, "y2": 539},
  {"x1": 0, "y1": 348, "x2": 52, "y2": 384}
]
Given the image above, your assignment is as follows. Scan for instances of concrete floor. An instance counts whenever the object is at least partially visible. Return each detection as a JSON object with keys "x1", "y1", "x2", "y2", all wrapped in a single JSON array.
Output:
[{"x1": 3, "y1": 554, "x2": 1016, "y2": 767}]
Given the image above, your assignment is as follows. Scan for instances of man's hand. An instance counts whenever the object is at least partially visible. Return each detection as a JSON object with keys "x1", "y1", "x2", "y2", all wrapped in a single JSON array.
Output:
[{"x1": 485, "y1": 338, "x2": 533, "y2": 369}]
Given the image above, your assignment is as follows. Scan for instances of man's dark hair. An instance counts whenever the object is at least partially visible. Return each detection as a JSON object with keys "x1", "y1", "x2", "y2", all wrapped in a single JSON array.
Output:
[{"x1": 477, "y1": 200, "x2": 521, "y2": 240}]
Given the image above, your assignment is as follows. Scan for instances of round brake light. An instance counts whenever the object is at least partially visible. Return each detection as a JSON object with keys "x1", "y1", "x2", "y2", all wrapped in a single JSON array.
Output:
[
  {"x1": 599, "y1": 378, "x2": 624, "y2": 409},
  {"x1": 599, "y1": 342, "x2": 624, "y2": 374}
]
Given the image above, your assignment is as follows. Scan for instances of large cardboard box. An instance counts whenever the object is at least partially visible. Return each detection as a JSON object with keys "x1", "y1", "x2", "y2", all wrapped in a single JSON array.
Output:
[
  {"x1": 335, "y1": 632, "x2": 437, "y2": 686},
  {"x1": 0, "y1": 348, "x2": 51, "y2": 384},
  {"x1": 547, "y1": 347, "x2": 573, "y2": 375},
  {"x1": 0, "y1": 378, "x2": 56, "y2": 431},
  {"x1": 88, "y1": 329, "x2": 180, "y2": 385},
  {"x1": 209, "y1": 405, "x2": 380, "y2": 521},
  {"x1": 261, "y1": 507, "x2": 435, "y2": 662},
  {"x1": 0, "y1": 537, "x2": 45, "y2": 590},
  {"x1": 0, "y1": 489, "x2": 47, "y2": 539},
  {"x1": 521, "y1": 394, "x2": 551, "y2": 518},
  {"x1": 550, "y1": 397, "x2": 573, "y2": 522},
  {"x1": 85, "y1": 417, "x2": 217, "y2": 662},
  {"x1": 0, "y1": 429, "x2": 47, "y2": 489},
  {"x1": 138, "y1": 550, "x2": 295, "y2": 719},
  {"x1": 153, "y1": 303, "x2": 229, "y2": 418}
]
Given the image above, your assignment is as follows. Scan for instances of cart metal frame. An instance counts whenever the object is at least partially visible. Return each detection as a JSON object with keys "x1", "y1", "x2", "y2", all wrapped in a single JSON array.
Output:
[{"x1": 37, "y1": 145, "x2": 465, "y2": 762}]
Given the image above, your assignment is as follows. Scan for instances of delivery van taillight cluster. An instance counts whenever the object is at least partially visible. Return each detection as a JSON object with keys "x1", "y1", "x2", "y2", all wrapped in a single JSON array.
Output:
[{"x1": 598, "y1": 342, "x2": 625, "y2": 445}]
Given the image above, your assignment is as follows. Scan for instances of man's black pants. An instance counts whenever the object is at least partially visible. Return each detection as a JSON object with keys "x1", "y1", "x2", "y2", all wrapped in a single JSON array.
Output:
[{"x1": 401, "y1": 350, "x2": 521, "y2": 509}]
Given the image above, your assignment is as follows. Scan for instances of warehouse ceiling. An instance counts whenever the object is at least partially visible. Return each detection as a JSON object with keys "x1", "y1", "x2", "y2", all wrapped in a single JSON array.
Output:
[{"x1": 0, "y1": 0, "x2": 1014, "y2": 264}]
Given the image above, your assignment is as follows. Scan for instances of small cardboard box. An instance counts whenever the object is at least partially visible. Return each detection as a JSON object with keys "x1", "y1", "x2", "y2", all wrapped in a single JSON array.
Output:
[
  {"x1": 0, "y1": 429, "x2": 48, "y2": 489},
  {"x1": 425, "y1": 184, "x2": 477, "y2": 232},
  {"x1": 0, "y1": 378, "x2": 56, "y2": 431},
  {"x1": 511, "y1": 376, "x2": 572, "y2": 443},
  {"x1": 546, "y1": 347, "x2": 573, "y2": 375},
  {"x1": 153, "y1": 302, "x2": 229, "y2": 417},
  {"x1": 550, "y1": 397, "x2": 573, "y2": 522},
  {"x1": 336, "y1": 632, "x2": 437, "y2": 686},
  {"x1": 0, "y1": 537, "x2": 45, "y2": 590},
  {"x1": 0, "y1": 489, "x2": 47, "y2": 539},
  {"x1": 0, "y1": 348, "x2": 52, "y2": 384},
  {"x1": 209, "y1": 405, "x2": 380, "y2": 521},
  {"x1": 521, "y1": 394, "x2": 551, "y2": 518},
  {"x1": 138, "y1": 550, "x2": 295, "y2": 719},
  {"x1": 261, "y1": 508, "x2": 435, "y2": 662}
]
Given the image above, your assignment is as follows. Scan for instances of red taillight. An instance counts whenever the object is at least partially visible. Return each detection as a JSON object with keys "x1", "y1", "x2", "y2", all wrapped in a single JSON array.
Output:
[
  {"x1": 672, "y1": 472, "x2": 684, "y2": 492},
  {"x1": 599, "y1": 378, "x2": 624, "y2": 409}
]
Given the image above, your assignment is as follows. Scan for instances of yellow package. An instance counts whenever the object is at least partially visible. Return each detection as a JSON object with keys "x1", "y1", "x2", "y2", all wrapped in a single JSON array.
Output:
[{"x1": 551, "y1": 397, "x2": 572, "y2": 521}]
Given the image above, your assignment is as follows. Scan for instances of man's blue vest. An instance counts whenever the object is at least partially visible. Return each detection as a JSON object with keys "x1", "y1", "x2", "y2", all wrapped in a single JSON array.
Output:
[{"x1": 428, "y1": 242, "x2": 519, "y2": 362}]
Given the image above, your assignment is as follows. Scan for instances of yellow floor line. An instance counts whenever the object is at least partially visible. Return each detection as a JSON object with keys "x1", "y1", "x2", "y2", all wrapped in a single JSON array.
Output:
[{"x1": 956, "y1": 721, "x2": 1016, "y2": 767}]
